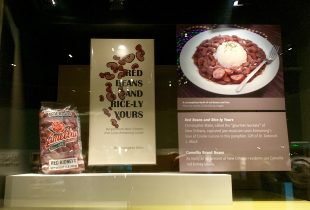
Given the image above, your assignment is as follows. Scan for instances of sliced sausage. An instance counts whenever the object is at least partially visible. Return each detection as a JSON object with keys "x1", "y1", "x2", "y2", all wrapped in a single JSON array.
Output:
[
  {"x1": 212, "y1": 68, "x2": 226, "y2": 80},
  {"x1": 230, "y1": 74, "x2": 245, "y2": 83},
  {"x1": 224, "y1": 68, "x2": 234, "y2": 75}
]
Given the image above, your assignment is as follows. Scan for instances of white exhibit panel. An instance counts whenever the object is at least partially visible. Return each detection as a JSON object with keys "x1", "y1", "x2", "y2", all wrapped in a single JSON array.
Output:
[
  {"x1": 89, "y1": 39, "x2": 156, "y2": 165},
  {"x1": 4, "y1": 173, "x2": 232, "y2": 208}
]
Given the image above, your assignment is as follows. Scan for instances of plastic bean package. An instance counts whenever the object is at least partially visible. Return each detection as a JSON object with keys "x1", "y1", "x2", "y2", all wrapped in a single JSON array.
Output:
[{"x1": 39, "y1": 102, "x2": 85, "y2": 174}]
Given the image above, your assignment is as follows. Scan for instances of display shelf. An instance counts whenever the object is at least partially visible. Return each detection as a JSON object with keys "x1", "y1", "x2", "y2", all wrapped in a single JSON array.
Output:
[
  {"x1": 1, "y1": 201, "x2": 310, "y2": 210},
  {"x1": 4, "y1": 173, "x2": 232, "y2": 208}
]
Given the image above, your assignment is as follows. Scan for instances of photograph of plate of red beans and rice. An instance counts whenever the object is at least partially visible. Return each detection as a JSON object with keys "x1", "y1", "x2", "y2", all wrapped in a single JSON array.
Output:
[{"x1": 179, "y1": 27, "x2": 280, "y2": 95}]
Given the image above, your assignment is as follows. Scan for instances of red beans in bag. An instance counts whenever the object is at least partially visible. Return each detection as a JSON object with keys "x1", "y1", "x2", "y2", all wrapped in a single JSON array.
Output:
[{"x1": 39, "y1": 103, "x2": 85, "y2": 174}]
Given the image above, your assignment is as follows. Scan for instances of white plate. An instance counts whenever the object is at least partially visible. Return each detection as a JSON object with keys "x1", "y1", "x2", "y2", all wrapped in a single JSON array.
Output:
[{"x1": 179, "y1": 28, "x2": 280, "y2": 95}]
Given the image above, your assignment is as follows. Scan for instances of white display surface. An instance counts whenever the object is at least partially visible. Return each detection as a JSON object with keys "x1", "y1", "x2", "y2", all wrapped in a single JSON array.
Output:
[{"x1": 4, "y1": 173, "x2": 232, "y2": 208}]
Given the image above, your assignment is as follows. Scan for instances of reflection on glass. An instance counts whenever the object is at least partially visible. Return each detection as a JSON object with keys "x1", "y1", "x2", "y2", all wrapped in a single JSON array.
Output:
[{"x1": 117, "y1": 45, "x2": 128, "y2": 57}]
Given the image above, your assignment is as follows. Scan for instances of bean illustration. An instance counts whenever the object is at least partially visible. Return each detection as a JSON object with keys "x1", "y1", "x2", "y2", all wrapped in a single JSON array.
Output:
[
  {"x1": 118, "y1": 86, "x2": 126, "y2": 100},
  {"x1": 131, "y1": 63, "x2": 139, "y2": 70},
  {"x1": 111, "y1": 118, "x2": 119, "y2": 128},
  {"x1": 113, "y1": 55, "x2": 120, "y2": 60},
  {"x1": 136, "y1": 50, "x2": 145, "y2": 62},
  {"x1": 103, "y1": 108, "x2": 111, "y2": 117},
  {"x1": 106, "y1": 62, "x2": 118, "y2": 72},
  {"x1": 123, "y1": 53, "x2": 135, "y2": 63},
  {"x1": 106, "y1": 92, "x2": 116, "y2": 102}
]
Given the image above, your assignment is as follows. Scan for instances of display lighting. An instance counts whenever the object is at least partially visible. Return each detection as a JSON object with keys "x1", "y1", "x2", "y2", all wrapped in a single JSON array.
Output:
[
  {"x1": 51, "y1": 0, "x2": 56, "y2": 6},
  {"x1": 233, "y1": 0, "x2": 243, "y2": 6}
]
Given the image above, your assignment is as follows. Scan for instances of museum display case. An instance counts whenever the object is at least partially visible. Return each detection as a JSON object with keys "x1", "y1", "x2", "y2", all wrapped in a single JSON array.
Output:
[{"x1": 0, "y1": 0, "x2": 309, "y2": 209}]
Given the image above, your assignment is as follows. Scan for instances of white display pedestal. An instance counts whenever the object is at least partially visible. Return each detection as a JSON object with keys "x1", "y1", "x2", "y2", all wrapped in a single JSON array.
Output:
[{"x1": 4, "y1": 173, "x2": 232, "y2": 208}]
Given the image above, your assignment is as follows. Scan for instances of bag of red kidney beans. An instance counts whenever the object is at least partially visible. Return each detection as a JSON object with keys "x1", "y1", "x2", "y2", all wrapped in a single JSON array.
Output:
[{"x1": 39, "y1": 102, "x2": 85, "y2": 174}]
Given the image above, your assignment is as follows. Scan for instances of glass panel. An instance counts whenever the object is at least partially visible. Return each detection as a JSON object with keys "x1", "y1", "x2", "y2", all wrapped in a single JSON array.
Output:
[{"x1": 0, "y1": 0, "x2": 309, "y2": 208}]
